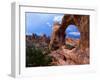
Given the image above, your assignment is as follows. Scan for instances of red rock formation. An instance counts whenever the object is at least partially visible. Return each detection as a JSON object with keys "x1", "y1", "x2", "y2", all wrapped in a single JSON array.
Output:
[
  {"x1": 49, "y1": 14, "x2": 89, "y2": 65},
  {"x1": 49, "y1": 14, "x2": 89, "y2": 51},
  {"x1": 49, "y1": 22, "x2": 61, "y2": 50}
]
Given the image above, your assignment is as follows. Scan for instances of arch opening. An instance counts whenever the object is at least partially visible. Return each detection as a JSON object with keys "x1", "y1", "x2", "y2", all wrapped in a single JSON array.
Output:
[
  {"x1": 66, "y1": 24, "x2": 80, "y2": 39},
  {"x1": 65, "y1": 24, "x2": 80, "y2": 50}
]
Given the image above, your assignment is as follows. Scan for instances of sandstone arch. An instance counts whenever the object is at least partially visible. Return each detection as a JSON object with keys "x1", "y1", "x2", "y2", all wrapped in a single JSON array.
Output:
[{"x1": 49, "y1": 14, "x2": 89, "y2": 51}]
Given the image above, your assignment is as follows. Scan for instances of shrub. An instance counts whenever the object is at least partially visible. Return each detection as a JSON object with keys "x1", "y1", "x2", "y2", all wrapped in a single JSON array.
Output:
[
  {"x1": 65, "y1": 44, "x2": 75, "y2": 50},
  {"x1": 26, "y1": 45, "x2": 52, "y2": 67}
]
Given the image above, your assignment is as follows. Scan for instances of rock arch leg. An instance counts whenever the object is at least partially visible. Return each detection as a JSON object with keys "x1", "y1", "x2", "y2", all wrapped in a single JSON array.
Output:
[{"x1": 79, "y1": 16, "x2": 89, "y2": 51}]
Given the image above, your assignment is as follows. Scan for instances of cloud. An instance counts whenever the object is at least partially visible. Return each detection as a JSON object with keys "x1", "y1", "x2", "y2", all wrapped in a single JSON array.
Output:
[
  {"x1": 66, "y1": 25, "x2": 79, "y2": 32},
  {"x1": 46, "y1": 22, "x2": 52, "y2": 28},
  {"x1": 68, "y1": 32, "x2": 80, "y2": 36},
  {"x1": 53, "y1": 15, "x2": 63, "y2": 24},
  {"x1": 46, "y1": 22, "x2": 52, "y2": 27},
  {"x1": 35, "y1": 32, "x2": 43, "y2": 36},
  {"x1": 26, "y1": 33, "x2": 32, "y2": 35}
]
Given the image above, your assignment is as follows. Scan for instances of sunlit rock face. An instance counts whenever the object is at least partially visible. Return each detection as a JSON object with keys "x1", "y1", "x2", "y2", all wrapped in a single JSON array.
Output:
[{"x1": 49, "y1": 22, "x2": 61, "y2": 50}]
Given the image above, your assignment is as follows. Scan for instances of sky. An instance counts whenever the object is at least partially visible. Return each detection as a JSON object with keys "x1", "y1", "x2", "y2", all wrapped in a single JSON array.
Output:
[
  {"x1": 26, "y1": 12, "x2": 80, "y2": 39},
  {"x1": 66, "y1": 25, "x2": 80, "y2": 39}
]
